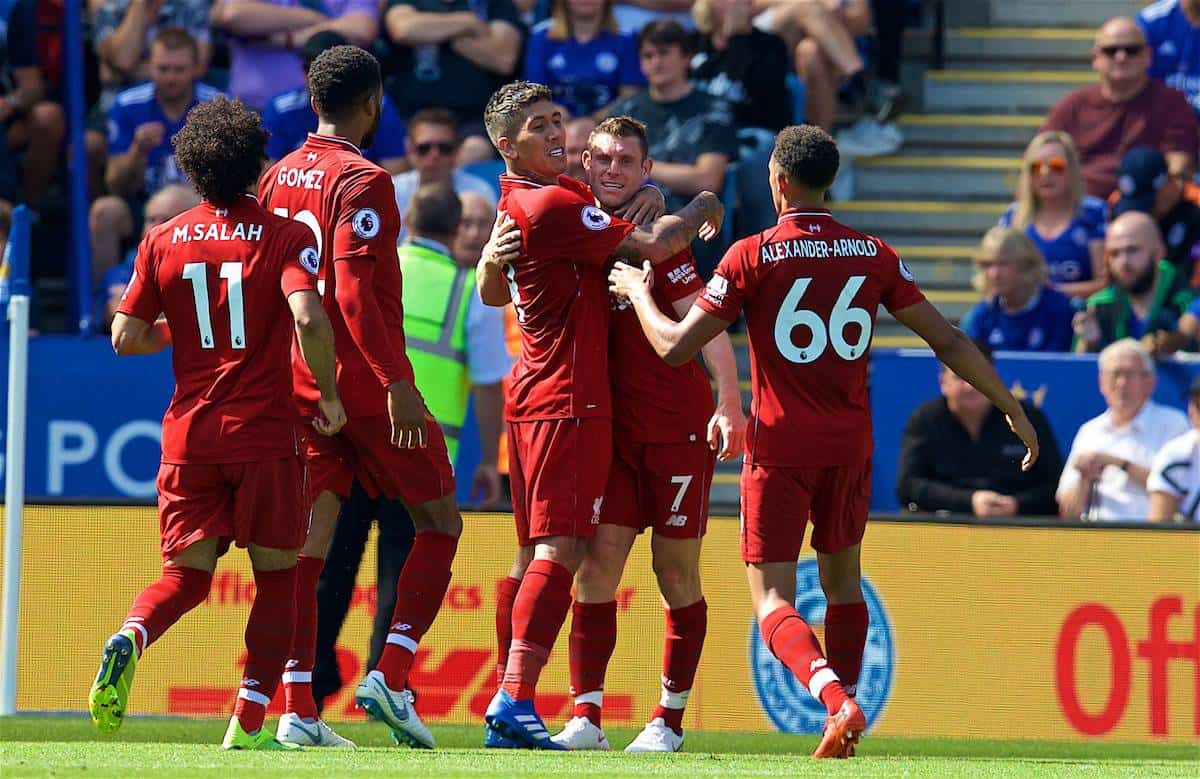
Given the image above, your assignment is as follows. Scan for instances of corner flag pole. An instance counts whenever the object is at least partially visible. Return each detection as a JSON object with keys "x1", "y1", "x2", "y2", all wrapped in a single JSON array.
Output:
[{"x1": 1, "y1": 204, "x2": 33, "y2": 716}]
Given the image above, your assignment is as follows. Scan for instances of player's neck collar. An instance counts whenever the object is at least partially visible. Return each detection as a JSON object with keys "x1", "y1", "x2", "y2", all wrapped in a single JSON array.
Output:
[
  {"x1": 778, "y1": 207, "x2": 831, "y2": 223},
  {"x1": 308, "y1": 132, "x2": 362, "y2": 155},
  {"x1": 500, "y1": 174, "x2": 547, "y2": 189}
]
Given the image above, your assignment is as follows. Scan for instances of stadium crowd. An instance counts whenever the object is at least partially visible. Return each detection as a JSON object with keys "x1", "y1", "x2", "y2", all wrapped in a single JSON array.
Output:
[{"x1": 3, "y1": 0, "x2": 1200, "y2": 525}]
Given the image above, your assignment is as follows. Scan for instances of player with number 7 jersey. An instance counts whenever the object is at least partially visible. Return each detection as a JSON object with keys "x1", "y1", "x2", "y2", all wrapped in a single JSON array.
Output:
[{"x1": 608, "y1": 125, "x2": 1039, "y2": 760}]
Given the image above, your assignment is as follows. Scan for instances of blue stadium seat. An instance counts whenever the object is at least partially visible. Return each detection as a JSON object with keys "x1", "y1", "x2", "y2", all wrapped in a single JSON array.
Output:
[{"x1": 461, "y1": 159, "x2": 506, "y2": 201}]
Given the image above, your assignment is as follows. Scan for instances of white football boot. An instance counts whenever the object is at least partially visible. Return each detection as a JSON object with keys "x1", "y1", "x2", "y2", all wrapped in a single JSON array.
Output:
[
  {"x1": 354, "y1": 670, "x2": 435, "y2": 749},
  {"x1": 625, "y1": 717, "x2": 684, "y2": 752},
  {"x1": 549, "y1": 716, "x2": 610, "y2": 750},
  {"x1": 275, "y1": 712, "x2": 357, "y2": 748}
]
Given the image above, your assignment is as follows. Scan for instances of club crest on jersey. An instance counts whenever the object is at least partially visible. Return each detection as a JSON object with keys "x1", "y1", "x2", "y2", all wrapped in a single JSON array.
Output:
[
  {"x1": 898, "y1": 256, "x2": 915, "y2": 282},
  {"x1": 581, "y1": 205, "x2": 611, "y2": 231},
  {"x1": 299, "y1": 246, "x2": 320, "y2": 275},
  {"x1": 352, "y1": 208, "x2": 381, "y2": 239}
]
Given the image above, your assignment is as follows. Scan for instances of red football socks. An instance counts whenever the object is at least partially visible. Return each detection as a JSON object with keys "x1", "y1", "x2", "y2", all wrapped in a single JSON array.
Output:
[
  {"x1": 235, "y1": 566, "x2": 297, "y2": 734},
  {"x1": 376, "y1": 530, "x2": 459, "y2": 691},
  {"x1": 121, "y1": 565, "x2": 213, "y2": 655},
  {"x1": 282, "y1": 554, "x2": 325, "y2": 719},
  {"x1": 501, "y1": 558, "x2": 574, "y2": 701},
  {"x1": 652, "y1": 598, "x2": 707, "y2": 735},
  {"x1": 760, "y1": 605, "x2": 848, "y2": 716},
  {"x1": 824, "y1": 602, "x2": 869, "y2": 697},
  {"x1": 568, "y1": 600, "x2": 617, "y2": 726},
  {"x1": 495, "y1": 576, "x2": 522, "y2": 686}
]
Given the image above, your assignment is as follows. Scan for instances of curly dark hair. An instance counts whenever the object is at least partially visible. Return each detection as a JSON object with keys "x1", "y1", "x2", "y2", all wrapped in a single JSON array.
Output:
[
  {"x1": 589, "y1": 115, "x2": 648, "y2": 159},
  {"x1": 483, "y1": 81, "x2": 554, "y2": 148},
  {"x1": 172, "y1": 96, "x2": 267, "y2": 205},
  {"x1": 772, "y1": 124, "x2": 840, "y2": 191},
  {"x1": 307, "y1": 45, "x2": 381, "y2": 120}
]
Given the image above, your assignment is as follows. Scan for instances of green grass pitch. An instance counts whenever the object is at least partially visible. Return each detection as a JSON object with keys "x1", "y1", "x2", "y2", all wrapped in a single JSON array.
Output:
[{"x1": 1, "y1": 717, "x2": 1196, "y2": 778}]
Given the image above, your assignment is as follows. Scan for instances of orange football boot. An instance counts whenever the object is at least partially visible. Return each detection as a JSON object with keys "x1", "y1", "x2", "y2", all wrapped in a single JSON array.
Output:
[{"x1": 812, "y1": 698, "x2": 866, "y2": 758}]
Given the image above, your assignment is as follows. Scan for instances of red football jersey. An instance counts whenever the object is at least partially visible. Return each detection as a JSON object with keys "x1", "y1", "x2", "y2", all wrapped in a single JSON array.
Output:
[
  {"x1": 697, "y1": 208, "x2": 925, "y2": 466},
  {"x1": 118, "y1": 197, "x2": 320, "y2": 464},
  {"x1": 498, "y1": 174, "x2": 635, "y2": 421},
  {"x1": 259, "y1": 133, "x2": 413, "y2": 418},
  {"x1": 610, "y1": 249, "x2": 713, "y2": 443}
]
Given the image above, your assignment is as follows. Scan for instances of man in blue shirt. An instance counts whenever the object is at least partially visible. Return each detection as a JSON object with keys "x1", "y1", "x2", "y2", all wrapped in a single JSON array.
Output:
[
  {"x1": 88, "y1": 28, "x2": 220, "y2": 279},
  {"x1": 1139, "y1": 0, "x2": 1200, "y2": 116},
  {"x1": 262, "y1": 31, "x2": 409, "y2": 174}
]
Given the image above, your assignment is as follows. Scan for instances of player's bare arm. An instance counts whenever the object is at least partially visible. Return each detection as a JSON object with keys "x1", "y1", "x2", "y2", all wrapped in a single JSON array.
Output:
[
  {"x1": 610, "y1": 260, "x2": 731, "y2": 367},
  {"x1": 476, "y1": 212, "x2": 519, "y2": 306},
  {"x1": 892, "y1": 299, "x2": 1039, "y2": 470},
  {"x1": 111, "y1": 313, "x2": 173, "y2": 356},
  {"x1": 611, "y1": 191, "x2": 724, "y2": 265},
  {"x1": 672, "y1": 293, "x2": 745, "y2": 460},
  {"x1": 613, "y1": 184, "x2": 666, "y2": 226},
  {"x1": 287, "y1": 289, "x2": 346, "y2": 436}
]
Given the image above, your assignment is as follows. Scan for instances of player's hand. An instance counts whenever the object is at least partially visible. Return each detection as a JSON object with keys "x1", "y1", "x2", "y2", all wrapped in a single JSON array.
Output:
[
  {"x1": 133, "y1": 122, "x2": 166, "y2": 153},
  {"x1": 1005, "y1": 408, "x2": 1039, "y2": 471},
  {"x1": 387, "y1": 380, "x2": 429, "y2": 448},
  {"x1": 697, "y1": 191, "x2": 724, "y2": 242},
  {"x1": 314, "y1": 396, "x2": 347, "y2": 436},
  {"x1": 481, "y1": 212, "x2": 521, "y2": 268},
  {"x1": 616, "y1": 185, "x2": 666, "y2": 226},
  {"x1": 470, "y1": 462, "x2": 502, "y2": 508},
  {"x1": 707, "y1": 397, "x2": 746, "y2": 461},
  {"x1": 608, "y1": 260, "x2": 653, "y2": 302}
]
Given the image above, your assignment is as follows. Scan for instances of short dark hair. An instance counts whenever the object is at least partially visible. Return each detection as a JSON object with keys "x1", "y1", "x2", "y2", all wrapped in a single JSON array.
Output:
[
  {"x1": 637, "y1": 20, "x2": 693, "y2": 55},
  {"x1": 772, "y1": 124, "x2": 840, "y2": 191},
  {"x1": 150, "y1": 27, "x2": 198, "y2": 59},
  {"x1": 173, "y1": 96, "x2": 268, "y2": 205},
  {"x1": 484, "y1": 81, "x2": 554, "y2": 147},
  {"x1": 589, "y1": 115, "x2": 648, "y2": 159},
  {"x1": 406, "y1": 182, "x2": 463, "y2": 239},
  {"x1": 306, "y1": 45, "x2": 381, "y2": 120},
  {"x1": 408, "y1": 107, "x2": 459, "y2": 138}
]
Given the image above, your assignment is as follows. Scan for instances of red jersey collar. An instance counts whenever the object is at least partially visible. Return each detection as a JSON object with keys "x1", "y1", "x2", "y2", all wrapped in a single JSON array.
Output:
[
  {"x1": 499, "y1": 174, "x2": 552, "y2": 191},
  {"x1": 777, "y1": 207, "x2": 832, "y2": 224},
  {"x1": 306, "y1": 132, "x2": 363, "y2": 156}
]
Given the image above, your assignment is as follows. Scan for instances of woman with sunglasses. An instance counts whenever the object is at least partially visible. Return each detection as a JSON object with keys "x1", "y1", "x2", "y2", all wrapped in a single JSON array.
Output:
[
  {"x1": 999, "y1": 131, "x2": 1108, "y2": 301},
  {"x1": 524, "y1": 0, "x2": 644, "y2": 119}
]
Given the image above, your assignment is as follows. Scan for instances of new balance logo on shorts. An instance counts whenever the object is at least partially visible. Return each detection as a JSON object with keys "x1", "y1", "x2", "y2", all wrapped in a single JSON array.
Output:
[{"x1": 666, "y1": 514, "x2": 688, "y2": 527}]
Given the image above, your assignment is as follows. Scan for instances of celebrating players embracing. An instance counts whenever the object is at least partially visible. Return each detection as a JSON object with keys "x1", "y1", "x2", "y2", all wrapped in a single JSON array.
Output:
[
  {"x1": 474, "y1": 81, "x2": 726, "y2": 749},
  {"x1": 89, "y1": 97, "x2": 345, "y2": 750},
  {"x1": 609, "y1": 125, "x2": 1040, "y2": 758},
  {"x1": 259, "y1": 46, "x2": 461, "y2": 750}
]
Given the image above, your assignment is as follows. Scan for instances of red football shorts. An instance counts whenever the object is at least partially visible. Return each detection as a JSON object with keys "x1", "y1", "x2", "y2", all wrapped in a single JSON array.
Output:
[
  {"x1": 508, "y1": 417, "x2": 612, "y2": 546},
  {"x1": 157, "y1": 456, "x2": 306, "y2": 561},
  {"x1": 601, "y1": 438, "x2": 715, "y2": 540},
  {"x1": 301, "y1": 414, "x2": 455, "y2": 506},
  {"x1": 739, "y1": 458, "x2": 872, "y2": 562}
]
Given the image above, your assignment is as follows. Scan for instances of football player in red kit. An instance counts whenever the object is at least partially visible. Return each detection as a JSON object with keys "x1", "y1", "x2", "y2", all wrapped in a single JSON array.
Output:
[
  {"x1": 89, "y1": 97, "x2": 345, "y2": 750},
  {"x1": 540, "y1": 117, "x2": 746, "y2": 753},
  {"x1": 259, "y1": 46, "x2": 460, "y2": 750},
  {"x1": 609, "y1": 125, "x2": 1040, "y2": 758},
  {"x1": 474, "y1": 81, "x2": 725, "y2": 749}
]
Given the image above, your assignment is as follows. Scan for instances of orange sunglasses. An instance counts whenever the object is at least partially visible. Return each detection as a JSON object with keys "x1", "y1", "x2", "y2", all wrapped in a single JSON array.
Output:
[{"x1": 1029, "y1": 157, "x2": 1068, "y2": 175}]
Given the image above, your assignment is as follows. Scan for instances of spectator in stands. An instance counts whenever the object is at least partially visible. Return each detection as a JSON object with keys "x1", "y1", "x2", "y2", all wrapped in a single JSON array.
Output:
[
  {"x1": 896, "y1": 339, "x2": 1063, "y2": 518},
  {"x1": 564, "y1": 116, "x2": 596, "y2": 179},
  {"x1": 1000, "y1": 131, "x2": 1107, "y2": 300},
  {"x1": 867, "y1": 0, "x2": 906, "y2": 122},
  {"x1": 1148, "y1": 375, "x2": 1200, "y2": 522},
  {"x1": 1058, "y1": 339, "x2": 1190, "y2": 520},
  {"x1": 92, "y1": 0, "x2": 212, "y2": 89},
  {"x1": 382, "y1": 0, "x2": 523, "y2": 164},
  {"x1": 0, "y1": 0, "x2": 65, "y2": 207},
  {"x1": 607, "y1": 22, "x2": 736, "y2": 214},
  {"x1": 751, "y1": 0, "x2": 870, "y2": 132},
  {"x1": 262, "y1": 31, "x2": 408, "y2": 175},
  {"x1": 1073, "y1": 211, "x2": 1195, "y2": 355},
  {"x1": 89, "y1": 28, "x2": 219, "y2": 282},
  {"x1": 691, "y1": 0, "x2": 790, "y2": 133},
  {"x1": 391, "y1": 108, "x2": 498, "y2": 240},
  {"x1": 1110, "y1": 146, "x2": 1200, "y2": 284},
  {"x1": 1169, "y1": 295, "x2": 1200, "y2": 351},
  {"x1": 961, "y1": 227, "x2": 1075, "y2": 352},
  {"x1": 1138, "y1": 0, "x2": 1200, "y2": 117},
  {"x1": 524, "y1": 0, "x2": 644, "y2": 118},
  {"x1": 1041, "y1": 16, "x2": 1198, "y2": 198},
  {"x1": 96, "y1": 183, "x2": 199, "y2": 329},
  {"x1": 212, "y1": 0, "x2": 380, "y2": 110}
]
